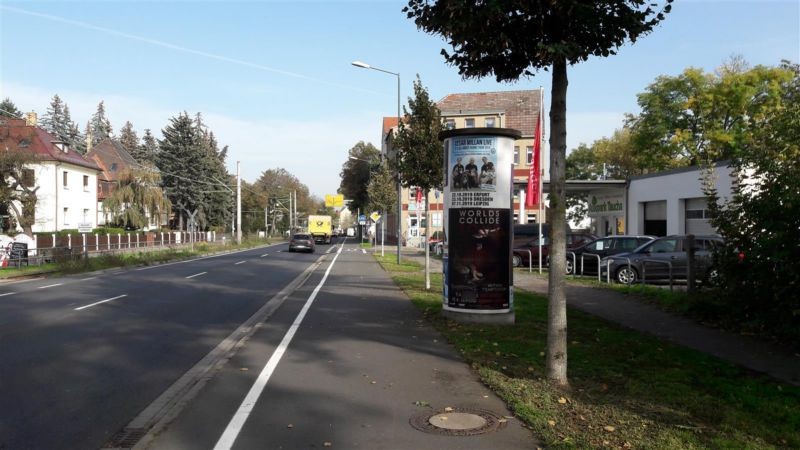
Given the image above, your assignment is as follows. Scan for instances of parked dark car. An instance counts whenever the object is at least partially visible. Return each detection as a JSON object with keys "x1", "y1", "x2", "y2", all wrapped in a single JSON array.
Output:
[
  {"x1": 600, "y1": 235, "x2": 722, "y2": 284},
  {"x1": 512, "y1": 224, "x2": 596, "y2": 267},
  {"x1": 565, "y1": 235, "x2": 656, "y2": 275},
  {"x1": 288, "y1": 233, "x2": 315, "y2": 253}
]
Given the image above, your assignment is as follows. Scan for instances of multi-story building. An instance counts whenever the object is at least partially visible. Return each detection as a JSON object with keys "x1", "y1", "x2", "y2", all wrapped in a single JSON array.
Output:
[
  {"x1": 0, "y1": 116, "x2": 101, "y2": 233},
  {"x1": 382, "y1": 89, "x2": 545, "y2": 247}
]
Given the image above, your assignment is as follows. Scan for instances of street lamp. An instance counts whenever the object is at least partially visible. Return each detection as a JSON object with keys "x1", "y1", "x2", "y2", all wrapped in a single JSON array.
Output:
[{"x1": 351, "y1": 60, "x2": 402, "y2": 264}]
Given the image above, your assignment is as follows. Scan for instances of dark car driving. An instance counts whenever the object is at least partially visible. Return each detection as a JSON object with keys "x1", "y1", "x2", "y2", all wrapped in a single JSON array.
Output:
[
  {"x1": 566, "y1": 235, "x2": 655, "y2": 275},
  {"x1": 600, "y1": 235, "x2": 722, "y2": 284},
  {"x1": 288, "y1": 233, "x2": 315, "y2": 253}
]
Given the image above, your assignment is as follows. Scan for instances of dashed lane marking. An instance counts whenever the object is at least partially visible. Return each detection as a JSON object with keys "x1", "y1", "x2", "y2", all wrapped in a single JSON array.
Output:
[
  {"x1": 186, "y1": 272, "x2": 207, "y2": 279},
  {"x1": 0, "y1": 292, "x2": 16, "y2": 297},
  {"x1": 75, "y1": 294, "x2": 128, "y2": 311},
  {"x1": 38, "y1": 283, "x2": 63, "y2": 290},
  {"x1": 235, "y1": 261, "x2": 246, "y2": 265}
]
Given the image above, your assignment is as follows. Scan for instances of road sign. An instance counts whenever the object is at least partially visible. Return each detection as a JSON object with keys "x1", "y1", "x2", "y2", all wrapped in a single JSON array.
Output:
[
  {"x1": 78, "y1": 223, "x2": 93, "y2": 233},
  {"x1": 358, "y1": 214, "x2": 366, "y2": 225},
  {"x1": 370, "y1": 212, "x2": 381, "y2": 222},
  {"x1": 325, "y1": 194, "x2": 345, "y2": 207}
]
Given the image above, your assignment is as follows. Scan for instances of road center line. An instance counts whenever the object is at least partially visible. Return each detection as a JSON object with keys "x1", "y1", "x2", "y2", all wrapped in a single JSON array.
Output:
[
  {"x1": 185, "y1": 272, "x2": 207, "y2": 279},
  {"x1": 260, "y1": 253, "x2": 269, "y2": 257},
  {"x1": 0, "y1": 292, "x2": 16, "y2": 297},
  {"x1": 75, "y1": 294, "x2": 128, "y2": 311},
  {"x1": 214, "y1": 246, "x2": 343, "y2": 450},
  {"x1": 38, "y1": 283, "x2": 63, "y2": 289},
  {"x1": 235, "y1": 261, "x2": 246, "y2": 265},
  {"x1": 80, "y1": 277, "x2": 97, "y2": 281}
]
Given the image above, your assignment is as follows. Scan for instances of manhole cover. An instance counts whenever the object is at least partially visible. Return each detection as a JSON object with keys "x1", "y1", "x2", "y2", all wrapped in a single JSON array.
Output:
[{"x1": 410, "y1": 407, "x2": 507, "y2": 436}]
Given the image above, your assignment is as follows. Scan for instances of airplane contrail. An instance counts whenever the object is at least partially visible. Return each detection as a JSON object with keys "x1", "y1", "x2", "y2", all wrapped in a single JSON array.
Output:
[{"x1": 1, "y1": 5, "x2": 389, "y2": 97}]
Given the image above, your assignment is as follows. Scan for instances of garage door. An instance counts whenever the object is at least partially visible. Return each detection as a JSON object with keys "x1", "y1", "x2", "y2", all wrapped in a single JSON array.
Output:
[
  {"x1": 644, "y1": 201, "x2": 667, "y2": 236},
  {"x1": 685, "y1": 197, "x2": 715, "y2": 235}
]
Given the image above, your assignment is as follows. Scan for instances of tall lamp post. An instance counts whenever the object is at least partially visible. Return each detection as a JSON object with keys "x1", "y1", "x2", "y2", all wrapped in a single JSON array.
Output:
[{"x1": 351, "y1": 60, "x2": 402, "y2": 264}]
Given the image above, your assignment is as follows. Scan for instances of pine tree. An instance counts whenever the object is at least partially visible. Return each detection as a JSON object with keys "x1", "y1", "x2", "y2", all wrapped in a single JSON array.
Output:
[
  {"x1": 41, "y1": 94, "x2": 66, "y2": 138},
  {"x1": 137, "y1": 129, "x2": 159, "y2": 165},
  {"x1": 88, "y1": 101, "x2": 113, "y2": 147},
  {"x1": 117, "y1": 121, "x2": 140, "y2": 157},
  {"x1": 157, "y1": 112, "x2": 207, "y2": 230},
  {"x1": 0, "y1": 98, "x2": 23, "y2": 118},
  {"x1": 62, "y1": 104, "x2": 86, "y2": 154}
]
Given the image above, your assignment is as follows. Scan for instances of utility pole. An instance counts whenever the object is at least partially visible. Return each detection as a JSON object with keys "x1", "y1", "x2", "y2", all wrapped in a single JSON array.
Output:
[
  {"x1": 236, "y1": 161, "x2": 242, "y2": 244},
  {"x1": 264, "y1": 196, "x2": 269, "y2": 239}
]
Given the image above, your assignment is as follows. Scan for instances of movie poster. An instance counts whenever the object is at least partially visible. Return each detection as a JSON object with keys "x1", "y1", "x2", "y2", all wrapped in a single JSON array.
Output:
[{"x1": 442, "y1": 132, "x2": 516, "y2": 313}]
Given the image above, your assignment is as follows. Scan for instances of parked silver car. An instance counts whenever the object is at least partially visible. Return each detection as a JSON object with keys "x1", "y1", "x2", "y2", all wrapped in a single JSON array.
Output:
[{"x1": 600, "y1": 235, "x2": 722, "y2": 284}]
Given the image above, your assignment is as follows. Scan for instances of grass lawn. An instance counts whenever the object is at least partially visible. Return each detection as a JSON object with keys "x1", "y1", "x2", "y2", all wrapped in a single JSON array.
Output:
[{"x1": 378, "y1": 255, "x2": 800, "y2": 449}]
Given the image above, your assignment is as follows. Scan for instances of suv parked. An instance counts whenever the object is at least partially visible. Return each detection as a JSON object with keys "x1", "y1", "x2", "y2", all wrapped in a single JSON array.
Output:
[
  {"x1": 512, "y1": 224, "x2": 596, "y2": 267},
  {"x1": 600, "y1": 235, "x2": 722, "y2": 284},
  {"x1": 565, "y1": 235, "x2": 655, "y2": 275}
]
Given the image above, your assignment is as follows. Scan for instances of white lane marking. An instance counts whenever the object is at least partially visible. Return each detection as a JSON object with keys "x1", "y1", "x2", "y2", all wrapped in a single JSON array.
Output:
[
  {"x1": 74, "y1": 294, "x2": 128, "y2": 311},
  {"x1": 38, "y1": 283, "x2": 63, "y2": 289},
  {"x1": 260, "y1": 253, "x2": 269, "y2": 257},
  {"x1": 185, "y1": 272, "x2": 207, "y2": 279},
  {"x1": 326, "y1": 247, "x2": 334, "y2": 254},
  {"x1": 135, "y1": 244, "x2": 282, "y2": 271},
  {"x1": 214, "y1": 245, "x2": 343, "y2": 450},
  {"x1": 235, "y1": 261, "x2": 246, "y2": 265},
  {"x1": 80, "y1": 277, "x2": 96, "y2": 281},
  {"x1": 0, "y1": 292, "x2": 16, "y2": 297}
]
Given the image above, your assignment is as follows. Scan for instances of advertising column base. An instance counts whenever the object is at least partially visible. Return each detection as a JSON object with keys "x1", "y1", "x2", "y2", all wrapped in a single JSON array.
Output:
[{"x1": 442, "y1": 309, "x2": 515, "y2": 325}]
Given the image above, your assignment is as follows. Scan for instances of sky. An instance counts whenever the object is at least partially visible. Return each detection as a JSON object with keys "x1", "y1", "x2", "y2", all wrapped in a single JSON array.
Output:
[{"x1": 1, "y1": 0, "x2": 798, "y2": 198}]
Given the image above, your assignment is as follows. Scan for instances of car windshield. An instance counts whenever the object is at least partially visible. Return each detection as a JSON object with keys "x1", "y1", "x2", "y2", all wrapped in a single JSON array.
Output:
[{"x1": 293, "y1": 234, "x2": 311, "y2": 240}]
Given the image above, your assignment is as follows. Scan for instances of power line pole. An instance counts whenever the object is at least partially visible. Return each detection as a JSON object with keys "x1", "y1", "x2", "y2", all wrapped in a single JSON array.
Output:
[{"x1": 236, "y1": 160, "x2": 242, "y2": 244}]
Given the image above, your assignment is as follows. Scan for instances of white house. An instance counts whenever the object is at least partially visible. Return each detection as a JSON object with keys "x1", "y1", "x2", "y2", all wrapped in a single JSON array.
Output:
[{"x1": 1, "y1": 117, "x2": 101, "y2": 233}]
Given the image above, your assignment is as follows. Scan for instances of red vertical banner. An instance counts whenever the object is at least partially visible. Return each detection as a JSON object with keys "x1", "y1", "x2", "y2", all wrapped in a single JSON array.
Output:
[
  {"x1": 415, "y1": 187, "x2": 423, "y2": 210},
  {"x1": 525, "y1": 116, "x2": 542, "y2": 207}
]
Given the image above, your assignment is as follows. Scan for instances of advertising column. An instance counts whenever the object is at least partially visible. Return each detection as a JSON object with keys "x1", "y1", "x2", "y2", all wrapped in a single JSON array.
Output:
[{"x1": 439, "y1": 128, "x2": 521, "y2": 324}]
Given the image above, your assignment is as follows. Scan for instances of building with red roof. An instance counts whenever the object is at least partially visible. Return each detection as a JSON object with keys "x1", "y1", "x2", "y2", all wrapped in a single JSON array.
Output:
[{"x1": 0, "y1": 116, "x2": 101, "y2": 233}]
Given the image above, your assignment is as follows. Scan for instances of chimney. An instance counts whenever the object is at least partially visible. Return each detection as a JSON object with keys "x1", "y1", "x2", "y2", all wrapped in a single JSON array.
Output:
[{"x1": 25, "y1": 111, "x2": 37, "y2": 126}]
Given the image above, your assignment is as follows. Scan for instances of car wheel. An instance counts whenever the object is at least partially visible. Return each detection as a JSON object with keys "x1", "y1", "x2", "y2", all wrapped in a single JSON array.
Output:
[
  {"x1": 616, "y1": 266, "x2": 638, "y2": 285},
  {"x1": 512, "y1": 254, "x2": 522, "y2": 267},
  {"x1": 565, "y1": 259, "x2": 574, "y2": 275}
]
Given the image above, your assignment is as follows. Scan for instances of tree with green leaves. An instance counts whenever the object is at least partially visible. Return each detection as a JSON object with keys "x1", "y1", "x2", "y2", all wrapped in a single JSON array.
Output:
[
  {"x1": 704, "y1": 60, "x2": 800, "y2": 344},
  {"x1": 0, "y1": 127, "x2": 38, "y2": 236},
  {"x1": 394, "y1": 76, "x2": 444, "y2": 289},
  {"x1": 405, "y1": 0, "x2": 672, "y2": 385},
  {"x1": 39, "y1": 94, "x2": 85, "y2": 153},
  {"x1": 117, "y1": 121, "x2": 139, "y2": 157},
  {"x1": 367, "y1": 161, "x2": 397, "y2": 253},
  {"x1": 103, "y1": 168, "x2": 172, "y2": 230},
  {"x1": 338, "y1": 141, "x2": 380, "y2": 214},
  {"x1": 254, "y1": 167, "x2": 315, "y2": 235},
  {"x1": 629, "y1": 60, "x2": 794, "y2": 166},
  {"x1": 0, "y1": 98, "x2": 23, "y2": 118}
]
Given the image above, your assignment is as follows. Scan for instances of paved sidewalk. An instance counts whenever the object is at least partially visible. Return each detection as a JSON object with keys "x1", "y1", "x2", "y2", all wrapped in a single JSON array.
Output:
[{"x1": 399, "y1": 248, "x2": 800, "y2": 386}]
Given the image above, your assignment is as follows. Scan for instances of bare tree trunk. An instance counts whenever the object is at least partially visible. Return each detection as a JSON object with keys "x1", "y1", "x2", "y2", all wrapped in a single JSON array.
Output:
[
  {"x1": 546, "y1": 57, "x2": 569, "y2": 386},
  {"x1": 424, "y1": 190, "x2": 430, "y2": 290}
]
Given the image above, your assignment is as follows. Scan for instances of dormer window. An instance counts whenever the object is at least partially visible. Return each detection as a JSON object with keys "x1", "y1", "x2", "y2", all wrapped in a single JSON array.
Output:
[{"x1": 53, "y1": 141, "x2": 69, "y2": 153}]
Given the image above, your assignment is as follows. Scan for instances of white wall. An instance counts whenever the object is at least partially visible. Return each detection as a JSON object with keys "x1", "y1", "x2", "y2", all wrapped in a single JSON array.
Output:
[
  {"x1": 627, "y1": 164, "x2": 735, "y2": 236},
  {"x1": 28, "y1": 162, "x2": 98, "y2": 232}
]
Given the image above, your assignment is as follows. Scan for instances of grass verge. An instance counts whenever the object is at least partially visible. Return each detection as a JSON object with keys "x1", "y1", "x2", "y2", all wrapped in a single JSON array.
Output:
[{"x1": 381, "y1": 255, "x2": 800, "y2": 449}]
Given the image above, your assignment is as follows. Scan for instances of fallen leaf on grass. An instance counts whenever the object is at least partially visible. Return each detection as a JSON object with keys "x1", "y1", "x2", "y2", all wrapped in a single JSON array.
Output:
[
  {"x1": 547, "y1": 420, "x2": 556, "y2": 427},
  {"x1": 603, "y1": 426, "x2": 616, "y2": 432},
  {"x1": 557, "y1": 397, "x2": 567, "y2": 404}
]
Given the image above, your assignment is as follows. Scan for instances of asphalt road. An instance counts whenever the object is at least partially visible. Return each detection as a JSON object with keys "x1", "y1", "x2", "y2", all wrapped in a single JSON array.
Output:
[
  {"x1": 145, "y1": 242, "x2": 537, "y2": 450},
  {"x1": 0, "y1": 240, "x2": 326, "y2": 450}
]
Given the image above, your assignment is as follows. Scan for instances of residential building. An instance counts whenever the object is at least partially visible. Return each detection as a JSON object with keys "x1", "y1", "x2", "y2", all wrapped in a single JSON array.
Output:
[
  {"x1": 85, "y1": 138, "x2": 163, "y2": 229},
  {"x1": 0, "y1": 117, "x2": 101, "y2": 233},
  {"x1": 382, "y1": 89, "x2": 545, "y2": 247}
]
